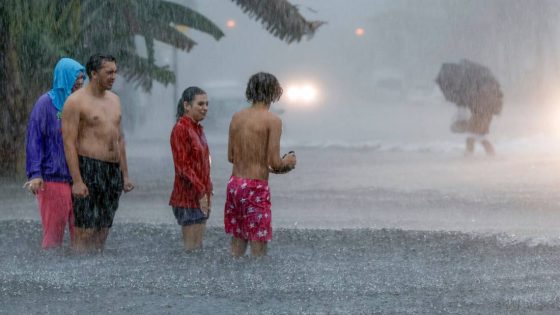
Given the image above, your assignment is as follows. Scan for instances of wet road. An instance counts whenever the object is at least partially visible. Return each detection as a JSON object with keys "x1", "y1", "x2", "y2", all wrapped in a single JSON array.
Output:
[{"x1": 3, "y1": 220, "x2": 560, "y2": 314}]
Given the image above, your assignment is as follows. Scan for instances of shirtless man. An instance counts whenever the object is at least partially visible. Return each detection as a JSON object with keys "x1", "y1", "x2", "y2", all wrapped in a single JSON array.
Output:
[
  {"x1": 62, "y1": 54, "x2": 134, "y2": 252},
  {"x1": 224, "y1": 72, "x2": 297, "y2": 257}
]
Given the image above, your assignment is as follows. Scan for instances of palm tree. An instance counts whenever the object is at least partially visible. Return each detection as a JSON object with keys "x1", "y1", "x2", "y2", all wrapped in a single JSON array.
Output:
[
  {"x1": 0, "y1": 0, "x2": 323, "y2": 177},
  {"x1": 0, "y1": 0, "x2": 83, "y2": 177},
  {"x1": 76, "y1": 0, "x2": 225, "y2": 90}
]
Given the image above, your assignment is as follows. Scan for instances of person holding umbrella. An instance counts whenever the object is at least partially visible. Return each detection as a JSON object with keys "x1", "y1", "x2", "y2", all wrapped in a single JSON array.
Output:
[
  {"x1": 436, "y1": 59, "x2": 503, "y2": 156},
  {"x1": 465, "y1": 76, "x2": 502, "y2": 155}
]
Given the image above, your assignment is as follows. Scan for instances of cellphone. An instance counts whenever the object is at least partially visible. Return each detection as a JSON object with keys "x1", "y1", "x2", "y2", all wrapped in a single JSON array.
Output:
[{"x1": 282, "y1": 151, "x2": 295, "y2": 159}]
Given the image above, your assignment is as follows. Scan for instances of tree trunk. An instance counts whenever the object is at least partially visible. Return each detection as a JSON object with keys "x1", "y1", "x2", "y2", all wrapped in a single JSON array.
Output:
[{"x1": 0, "y1": 17, "x2": 25, "y2": 178}]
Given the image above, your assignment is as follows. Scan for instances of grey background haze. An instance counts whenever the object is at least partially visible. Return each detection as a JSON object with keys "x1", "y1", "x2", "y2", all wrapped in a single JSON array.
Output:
[{"x1": 118, "y1": 0, "x2": 560, "y2": 151}]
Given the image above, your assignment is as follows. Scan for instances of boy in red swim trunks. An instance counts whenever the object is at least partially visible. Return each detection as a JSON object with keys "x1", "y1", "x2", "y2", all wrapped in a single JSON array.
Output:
[{"x1": 224, "y1": 72, "x2": 297, "y2": 257}]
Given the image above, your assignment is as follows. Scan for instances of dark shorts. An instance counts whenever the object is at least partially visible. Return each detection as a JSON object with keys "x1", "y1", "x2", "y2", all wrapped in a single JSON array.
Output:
[
  {"x1": 172, "y1": 207, "x2": 208, "y2": 226},
  {"x1": 73, "y1": 156, "x2": 123, "y2": 229}
]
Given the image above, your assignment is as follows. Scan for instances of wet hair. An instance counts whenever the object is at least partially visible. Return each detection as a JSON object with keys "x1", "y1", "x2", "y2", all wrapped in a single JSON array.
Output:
[
  {"x1": 245, "y1": 72, "x2": 283, "y2": 105},
  {"x1": 86, "y1": 54, "x2": 117, "y2": 79},
  {"x1": 176, "y1": 86, "x2": 207, "y2": 121}
]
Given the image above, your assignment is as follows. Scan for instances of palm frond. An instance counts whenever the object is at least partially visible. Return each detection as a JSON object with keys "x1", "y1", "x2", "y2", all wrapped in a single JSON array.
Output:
[
  {"x1": 118, "y1": 51, "x2": 175, "y2": 91},
  {"x1": 140, "y1": 21, "x2": 197, "y2": 52},
  {"x1": 231, "y1": 0, "x2": 324, "y2": 43},
  {"x1": 135, "y1": 0, "x2": 224, "y2": 40},
  {"x1": 80, "y1": 0, "x2": 110, "y2": 31},
  {"x1": 144, "y1": 35, "x2": 155, "y2": 64}
]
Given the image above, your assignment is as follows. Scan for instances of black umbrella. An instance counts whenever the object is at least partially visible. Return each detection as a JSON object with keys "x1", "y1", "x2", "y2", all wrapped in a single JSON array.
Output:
[{"x1": 436, "y1": 59, "x2": 503, "y2": 115}]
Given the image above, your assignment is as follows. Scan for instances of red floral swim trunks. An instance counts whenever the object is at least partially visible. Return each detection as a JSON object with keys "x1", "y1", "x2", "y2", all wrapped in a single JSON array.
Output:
[{"x1": 224, "y1": 175, "x2": 272, "y2": 242}]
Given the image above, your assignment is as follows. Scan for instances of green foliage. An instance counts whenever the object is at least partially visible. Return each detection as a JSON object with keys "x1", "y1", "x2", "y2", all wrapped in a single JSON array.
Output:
[
  {"x1": 0, "y1": 0, "x2": 225, "y2": 176},
  {"x1": 2, "y1": 0, "x2": 322, "y2": 99},
  {"x1": 3, "y1": 0, "x2": 225, "y2": 94},
  {"x1": 0, "y1": 0, "x2": 322, "y2": 176},
  {"x1": 6, "y1": 0, "x2": 80, "y2": 93},
  {"x1": 76, "y1": 0, "x2": 224, "y2": 91},
  {"x1": 232, "y1": 0, "x2": 324, "y2": 43}
]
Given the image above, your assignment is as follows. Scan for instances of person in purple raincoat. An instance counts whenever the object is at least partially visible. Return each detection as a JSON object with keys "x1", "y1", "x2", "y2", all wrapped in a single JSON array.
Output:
[{"x1": 25, "y1": 58, "x2": 85, "y2": 249}]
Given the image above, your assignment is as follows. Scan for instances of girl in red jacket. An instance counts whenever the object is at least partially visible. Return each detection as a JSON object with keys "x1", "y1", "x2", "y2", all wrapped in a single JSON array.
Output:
[{"x1": 169, "y1": 87, "x2": 213, "y2": 250}]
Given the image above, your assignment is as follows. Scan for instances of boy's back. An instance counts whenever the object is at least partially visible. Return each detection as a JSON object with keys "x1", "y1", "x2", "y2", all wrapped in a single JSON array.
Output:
[
  {"x1": 224, "y1": 72, "x2": 296, "y2": 257},
  {"x1": 228, "y1": 107, "x2": 282, "y2": 181}
]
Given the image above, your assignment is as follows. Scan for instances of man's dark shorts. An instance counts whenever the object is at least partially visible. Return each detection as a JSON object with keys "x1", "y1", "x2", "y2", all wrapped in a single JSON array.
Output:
[
  {"x1": 73, "y1": 156, "x2": 123, "y2": 229},
  {"x1": 172, "y1": 207, "x2": 208, "y2": 226}
]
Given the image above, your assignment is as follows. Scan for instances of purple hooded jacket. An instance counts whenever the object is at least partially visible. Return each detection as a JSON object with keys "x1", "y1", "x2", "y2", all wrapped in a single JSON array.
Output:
[
  {"x1": 25, "y1": 94, "x2": 72, "y2": 182},
  {"x1": 25, "y1": 58, "x2": 85, "y2": 182}
]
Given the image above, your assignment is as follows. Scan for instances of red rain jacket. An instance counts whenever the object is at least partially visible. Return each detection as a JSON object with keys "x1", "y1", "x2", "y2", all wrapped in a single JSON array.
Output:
[{"x1": 169, "y1": 116, "x2": 212, "y2": 208}]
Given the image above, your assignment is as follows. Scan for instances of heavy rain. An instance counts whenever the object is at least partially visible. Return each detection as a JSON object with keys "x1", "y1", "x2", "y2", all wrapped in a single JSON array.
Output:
[{"x1": 3, "y1": 0, "x2": 560, "y2": 314}]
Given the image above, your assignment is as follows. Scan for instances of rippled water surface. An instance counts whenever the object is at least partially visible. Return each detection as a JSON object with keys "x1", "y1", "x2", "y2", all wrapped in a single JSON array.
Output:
[
  {"x1": 3, "y1": 220, "x2": 560, "y2": 314},
  {"x1": 4, "y1": 143, "x2": 560, "y2": 313}
]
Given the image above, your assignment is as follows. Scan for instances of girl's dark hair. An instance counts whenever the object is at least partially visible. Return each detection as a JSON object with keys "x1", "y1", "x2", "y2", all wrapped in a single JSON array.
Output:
[
  {"x1": 245, "y1": 72, "x2": 283, "y2": 105},
  {"x1": 176, "y1": 86, "x2": 206, "y2": 121}
]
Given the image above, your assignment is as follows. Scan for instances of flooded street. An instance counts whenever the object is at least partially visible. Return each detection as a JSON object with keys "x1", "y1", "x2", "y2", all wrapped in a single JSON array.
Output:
[
  {"x1": 3, "y1": 220, "x2": 560, "y2": 314},
  {"x1": 4, "y1": 142, "x2": 560, "y2": 314},
  {"x1": 4, "y1": 0, "x2": 560, "y2": 313}
]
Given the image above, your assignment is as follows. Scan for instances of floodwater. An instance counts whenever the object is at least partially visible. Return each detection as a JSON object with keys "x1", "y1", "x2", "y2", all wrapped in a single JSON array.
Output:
[
  {"x1": 3, "y1": 141, "x2": 560, "y2": 314},
  {"x1": 3, "y1": 221, "x2": 560, "y2": 314}
]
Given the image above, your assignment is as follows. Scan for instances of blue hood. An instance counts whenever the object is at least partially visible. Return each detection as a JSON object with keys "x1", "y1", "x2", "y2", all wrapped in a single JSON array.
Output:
[{"x1": 47, "y1": 58, "x2": 85, "y2": 112}]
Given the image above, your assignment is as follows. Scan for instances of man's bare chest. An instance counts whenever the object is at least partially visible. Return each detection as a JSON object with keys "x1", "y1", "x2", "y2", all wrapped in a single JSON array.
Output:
[{"x1": 81, "y1": 105, "x2": 120, "y2": 127}]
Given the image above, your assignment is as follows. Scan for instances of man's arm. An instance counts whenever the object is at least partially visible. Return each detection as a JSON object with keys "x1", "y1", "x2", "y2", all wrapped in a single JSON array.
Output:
[
  {"x1": 267, "y1": 116, "x2": 296, "y2": 174},
  {"x1": 61, "y1": 98, "x2": 82, "y2": 185},
  {"x1": 116, "y1": 99, "x2": 134, "y2": 192},
  {"x1": 267, "y1": 117, "x2": 283, "y2": 170},
  {"x1": 267, "y1": 117, "x2": 292, "y2": 172},
  {"x1": 62, "y1": 97, "x2": 88, "y2": 197},
  {"x1": 118, "y1": 127, "x2": 133, "y2": 190},
  {"x1": 227, "y1": 115, "x2": 235, "y2": 164}
]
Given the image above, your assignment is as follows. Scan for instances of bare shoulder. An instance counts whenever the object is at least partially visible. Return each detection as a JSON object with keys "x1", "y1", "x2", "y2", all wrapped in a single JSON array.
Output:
[
  {"x1": 106, "y1": 90, "x2": 121, "y2": 105},
  {"x1": 231, "y1": 110, "x2": 242, "y2": 120},
  {"x1": 67, "y1": 88, "x2": 85, "y2": 102},
  {"x1": 63, "y1": 89, "x2": 85, "y2": 111},
  {"x1": 234, "y1": 108, "x2": 250, "y2": 118},
  {"x1": 267, "y1": 111, "x2": 281, "y2": 121},
  {"x1": 106, "y1": 90, "x2": 120, "y2": 100},
  {"x1": 266, "y1": 111, "x2": 282, "y2": 127},
  {"x1": 230, "y1": 109, "x2": 247, "y2": 125}
]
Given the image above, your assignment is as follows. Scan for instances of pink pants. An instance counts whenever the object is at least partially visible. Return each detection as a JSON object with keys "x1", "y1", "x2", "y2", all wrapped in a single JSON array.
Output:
[{"x1": 36, "y1": 182, "x2": 74, "y2": 248}]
